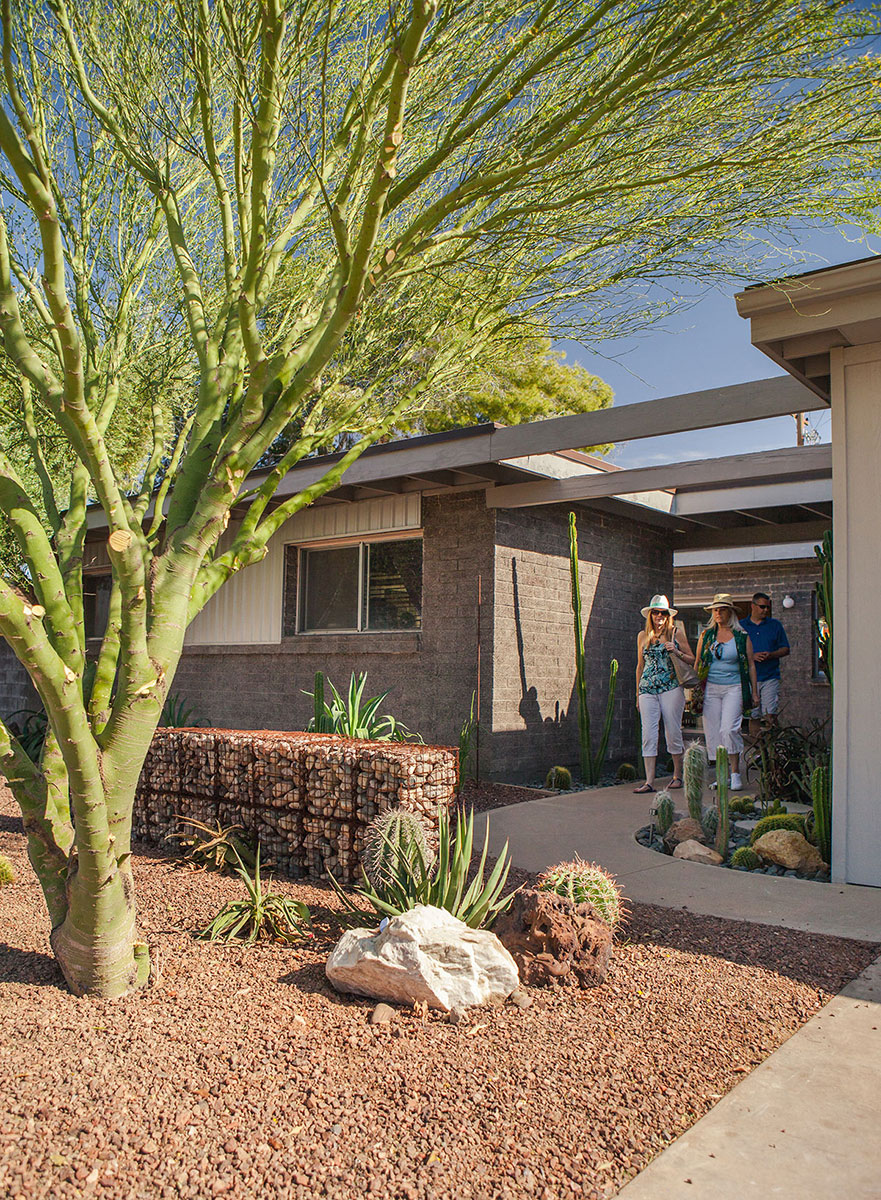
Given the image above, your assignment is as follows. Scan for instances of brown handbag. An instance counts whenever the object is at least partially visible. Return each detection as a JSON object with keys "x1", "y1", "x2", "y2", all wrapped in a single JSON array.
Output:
[{"x1": 670, "y1": 628, "x2": 700, "y2": 689}]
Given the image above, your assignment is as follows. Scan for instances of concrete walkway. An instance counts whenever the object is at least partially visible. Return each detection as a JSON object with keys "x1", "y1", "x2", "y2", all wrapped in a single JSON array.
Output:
[
  {"x1": 483, "y1": 782, "x2": 881, "y2": 941},
  {"x1": 482, "y1": 783, "x2": 881, "y2": 1198}
]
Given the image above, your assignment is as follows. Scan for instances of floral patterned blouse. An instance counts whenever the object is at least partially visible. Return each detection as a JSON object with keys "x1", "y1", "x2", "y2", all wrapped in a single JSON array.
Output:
[{"x1": 639, "y1": 639, "x2": 678, "y2": 695}]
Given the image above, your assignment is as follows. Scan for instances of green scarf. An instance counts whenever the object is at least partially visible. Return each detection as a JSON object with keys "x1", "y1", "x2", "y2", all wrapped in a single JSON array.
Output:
[{"x1": 697, "y1": 626, "x2": 752, "y2": 711}]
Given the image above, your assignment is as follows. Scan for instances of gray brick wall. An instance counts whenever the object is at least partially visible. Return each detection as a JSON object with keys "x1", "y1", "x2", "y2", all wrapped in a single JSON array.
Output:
[
  {"x1": 674, "y1": 558, "x2": 830, "y2": 730},
  {"x1": 172, "y1": 491, "x2": 496, "y2": 758},
  {"x1": 0, "y1": 641, "x2": 40, "y2": 720},
  {"x1": 490, "y1": 504, "x2": 673, "y2": 781}
]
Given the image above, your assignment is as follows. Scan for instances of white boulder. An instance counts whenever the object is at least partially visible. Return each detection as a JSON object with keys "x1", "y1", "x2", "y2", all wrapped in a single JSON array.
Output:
[
  {"x1": 325, "y1": 904, "x2": 519, "y2": 1011},
  {"x1": 673, "y1": 839, "x2": 723, "y2": 866}
]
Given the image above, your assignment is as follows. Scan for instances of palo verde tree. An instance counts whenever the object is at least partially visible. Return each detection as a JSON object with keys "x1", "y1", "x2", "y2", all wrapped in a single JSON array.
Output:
[{"x1": 0, "y1": 0, "x2": 878, "y2": 996}]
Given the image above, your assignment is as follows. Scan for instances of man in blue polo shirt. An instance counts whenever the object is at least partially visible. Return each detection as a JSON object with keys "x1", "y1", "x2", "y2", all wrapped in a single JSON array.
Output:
[{"x1": 742, "y1": 592, "x2": 790, "y2": 732}]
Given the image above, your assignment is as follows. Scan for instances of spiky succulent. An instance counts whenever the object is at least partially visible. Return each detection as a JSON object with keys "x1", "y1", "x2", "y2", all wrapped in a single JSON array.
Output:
[
  {"x1": 537, "y1": 857, "x2": 627, "y2": 929},
  {"x1": 731, "y1": 847, "x2": 762, "y2": 871},
  {"x1": 0, "y1": 855, "x2": 14, "y2": 885},
  {"x1": 545, "y1": 765, "x2": 572, "y2": 790},
  {"x1": 749, "y1": 813, "x2": 808, "y2": 846},
  {"x1": 655, "y1": 790, "x2": 674, "y2": 837},
  {"x1": 729, "y1": 797, "x2": 756, "y2": 816},
  {"x1": 362, "y1": 808, "x2": 435, "y2": 895},
  {"x1": 683, "y1": 742, "x2": 707, "y2": 822},
  {"x1": 616, "y1": 762, "x2": 638, "y2": 782},
  {"x1": 701, "y1": 806, "x2": 719, "y2": 845}
]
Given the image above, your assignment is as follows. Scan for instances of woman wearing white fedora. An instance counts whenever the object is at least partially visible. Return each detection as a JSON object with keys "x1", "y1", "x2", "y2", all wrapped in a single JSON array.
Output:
[
  {"x1": 694, "y1": 593, "x2": 759, "y2": 792},
  {"x1": 634, "y1": 595, "x2": 694, "y2": 794}
]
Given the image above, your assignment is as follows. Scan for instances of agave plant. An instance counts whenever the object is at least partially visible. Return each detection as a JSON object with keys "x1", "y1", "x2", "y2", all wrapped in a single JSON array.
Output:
[
  {"x1": 159, "y1": 692, "x2": 208, "y2": 728},
  {"x1": 166, "y1": 818, "x2": 259, "y2": 873},
  {"x1": 304, "y1": 671, "x2": 421, "y2": 742},
  {"x1": 197, "y1": 849, "x2": 311, "y2": 944},
  {"x1": 331, "y1": 806, "x2": 514, "y2": 929}
]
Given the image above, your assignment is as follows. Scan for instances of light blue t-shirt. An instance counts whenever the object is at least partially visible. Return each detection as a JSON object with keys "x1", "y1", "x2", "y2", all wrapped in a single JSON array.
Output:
[{"x1": 706, "y1": 636, "x2": 741, "y2": 686}]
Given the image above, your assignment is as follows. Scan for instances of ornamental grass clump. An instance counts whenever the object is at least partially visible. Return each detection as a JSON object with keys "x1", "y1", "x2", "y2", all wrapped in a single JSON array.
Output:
[
  {"x1": 0, "y1": 855, "x2": 14, "y2": 885},
  {"x1": 334, "y1": 805, "x2": 514, "y2": 930},
  {"x1": 198, "y1": 850, "x2": 311, "y2": 945},
  {"x1": 537, "y1": 857, "x2": 627, "y2": 930}
]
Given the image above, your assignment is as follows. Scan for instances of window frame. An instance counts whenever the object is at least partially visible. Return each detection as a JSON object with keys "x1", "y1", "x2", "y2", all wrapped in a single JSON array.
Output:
[{"x1": 287, "y1": 530, "x2": 423, "y2": 636}]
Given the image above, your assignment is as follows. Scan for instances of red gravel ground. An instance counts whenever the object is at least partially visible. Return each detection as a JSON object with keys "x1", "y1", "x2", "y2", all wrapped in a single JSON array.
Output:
[
  {"x1": 2, "y1": 785, "x2": 878, "y2": 1200},
  {"x1": 457, "y1": 779, "x2": 551, "y2": 814}
]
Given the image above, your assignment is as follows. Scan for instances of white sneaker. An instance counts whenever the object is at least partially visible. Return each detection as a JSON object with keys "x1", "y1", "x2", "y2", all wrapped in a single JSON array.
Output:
[{"x1": 730, "y1": 772, "x2": 743, "y2": 791}]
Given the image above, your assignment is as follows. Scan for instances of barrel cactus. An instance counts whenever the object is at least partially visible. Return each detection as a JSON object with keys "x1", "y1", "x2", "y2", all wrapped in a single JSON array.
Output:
[
  {"x1": 731, "y1": 847, "x2": 761, "y2": 871},
  {"x1": 683, "y1": 742, "x2": 707, "y2": 822},
  {"x1": 749, "y1": 813, "x2": 808, "y2": 846},
  {"x1": 655, "y1": 790, "x2": 674, "y2": 837},
  {"x1": 537, "y1": 857, "x2": 627, "y2": 929},
  {"x1": 545, "y1": 765, "x2": 572, "y2": 790},
  {"x1": 0, "y1": 855, "x2": 14, "y2": 885},
  {"x1": 616, "y1": 762, "x2": 638, "y2": 782},
  {"x1": 362, "y1": 808, "x2": 435, "y2": 896}
]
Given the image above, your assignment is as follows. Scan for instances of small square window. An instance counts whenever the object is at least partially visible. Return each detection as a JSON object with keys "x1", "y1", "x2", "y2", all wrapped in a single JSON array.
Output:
[{"x1": 83, "y1": 573, "x2": 112, "y2": 641}]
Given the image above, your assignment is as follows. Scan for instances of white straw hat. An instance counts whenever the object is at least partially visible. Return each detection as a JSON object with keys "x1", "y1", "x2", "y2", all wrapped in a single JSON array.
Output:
[{"x1": 641, "y1": 594, "x2": 677, "y2": 619}]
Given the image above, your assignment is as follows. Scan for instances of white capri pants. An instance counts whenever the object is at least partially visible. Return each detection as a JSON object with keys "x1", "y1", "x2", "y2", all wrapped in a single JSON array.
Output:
[
  {"x1": 638, "y1": 686, "x2": 685, "y2": 757},
  {"x1": 702, "y1": 681, "x2": 744, "y2": 761}
]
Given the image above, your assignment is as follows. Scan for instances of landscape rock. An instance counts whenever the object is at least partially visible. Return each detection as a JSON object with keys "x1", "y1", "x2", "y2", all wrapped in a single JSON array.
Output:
[
  {"x1": 368, "y1": 1002, "x2": 396, "y2": 1025},
  {"x1": 509, "y1": 987, "x2": 533, "y2": 1009},
  {"x1": 663, "y1": 818, "x2": 706, "y2": 851},
  {"x1": 325, "y1": 905, "x2": 519, "y2": 1011},
  {"x1": 753, "y1": 830, "x2": 826, "y2": 874},
  {"x1": 492, "y1": 888, "x2": 613, "y2": 989},
  {"x1": 673, "y1": 839, "x2": 723, "y2": 866}
]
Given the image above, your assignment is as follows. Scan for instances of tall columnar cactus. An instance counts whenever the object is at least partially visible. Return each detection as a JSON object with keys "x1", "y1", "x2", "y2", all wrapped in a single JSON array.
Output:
[
  {"x1": 537, "y1": 857, "x2": 627, "y2": 929},
  {"x1": 812, "y1": 763, "x2": 832, "y2": 865},
  {"x1": 814, "y1": 531, "x2": 833, "y2": 691},
  {"x1": 568, "y1": 512, "x2": 619, "y2": 786},
  {"x1": 683, "y1": 742, "x2": 707, "y2": 822},
  {"x1": 655, "y1": 790, "x2": 674, "y2": 837},
  {"x1": 362, "y1": 808, "x2": 435, "y2": 897},
  {"x1": 715, "y1": 747, "x2": 730, "y2": 860}
]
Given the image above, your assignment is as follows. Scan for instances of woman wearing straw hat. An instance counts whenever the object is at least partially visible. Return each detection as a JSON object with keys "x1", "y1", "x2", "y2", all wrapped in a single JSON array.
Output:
[
  {"x1": 694, "y1": 594, "x2": 759, "y2": 792},
  {"x1": 634, "y1": 594, "x2": 694, "y2": 794}
]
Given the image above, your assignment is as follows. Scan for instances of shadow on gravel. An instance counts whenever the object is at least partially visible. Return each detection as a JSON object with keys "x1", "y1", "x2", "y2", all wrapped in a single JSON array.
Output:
[
  {"x1": 0, "y1": 811, "x2": 23, "y2": 835},
  {"x1": 624, "y1": 902, "x2": 881, "y2": 995},
  {"x1": 0, "y1": 943, "x2": 65, "y2": 988}
]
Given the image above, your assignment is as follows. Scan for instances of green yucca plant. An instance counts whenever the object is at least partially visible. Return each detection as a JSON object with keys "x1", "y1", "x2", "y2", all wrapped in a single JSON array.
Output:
[
  {"x1": 537, "y1": 857, "x2": 627, "y2": 929},
  {"x1": 331, "y1": 806, "x2": 514, "y2": 930},
  {"x1": 304, "y1": 671, "x2": 420, "y2": 742},
  {"x1": 197, "y1": 849, "x2": 311, "y2": 944}
]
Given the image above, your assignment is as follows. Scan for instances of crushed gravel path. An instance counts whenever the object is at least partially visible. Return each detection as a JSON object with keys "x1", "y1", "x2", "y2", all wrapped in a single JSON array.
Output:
[{"x1": 1, "y1": 786, "x2": 877, "y2": 1200}]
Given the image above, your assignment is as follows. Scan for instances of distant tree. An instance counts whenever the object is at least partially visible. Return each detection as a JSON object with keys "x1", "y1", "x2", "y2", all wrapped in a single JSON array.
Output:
[{"x1": 0, "y1": 0, "x2": 877, "y2": 996}]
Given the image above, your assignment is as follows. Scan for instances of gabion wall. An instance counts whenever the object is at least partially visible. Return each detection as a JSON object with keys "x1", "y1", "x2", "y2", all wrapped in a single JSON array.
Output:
[{"x1": 134, "y1": 728, "x2": 458, "y2": 882}]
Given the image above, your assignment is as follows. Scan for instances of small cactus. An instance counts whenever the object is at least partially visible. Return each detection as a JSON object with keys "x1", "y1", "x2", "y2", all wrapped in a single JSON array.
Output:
[
  {"x1": 545, "y1": 765, "x2": 572, "y2": 790},
  {"x1": 749, "y1": 813, "x2": 808, "y2": 846},
  {"x1": 731, "y1": 847, "x2": 761, "y2": 871},
  {"x1": 616, "y1": 762, "x2": 638, "y2": 782},
  {"x1": 362, "y1": 808, "x2": 435, "y2": 895},
  {"x1": 715, "y1": 747, "x2": 730, "y2": 859},
  {"x1": 683, "y1": 742, "x2": 707, "y2": 822},
  {"x1": 655, "y1": 790, "x2": 674, "y2": 837},
  {"x1": 812, "y1": 763, "x2": 831, "y2": 864},
  {"x1": 729, "y1": 797, "x2": 756, "y2": 816},
  {"x1": 537, "y1": 857, "x2": 627, "y2": 929},
  {"x1": 0, "y1": 855, "x2": 14, "y2": 885},
  {"x1": 701, "y1": 806, "x2": 718, "y2": 845}
]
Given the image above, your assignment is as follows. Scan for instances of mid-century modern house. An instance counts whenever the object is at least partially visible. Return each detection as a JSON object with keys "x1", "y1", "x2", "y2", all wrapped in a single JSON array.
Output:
[{"x1": 2, "y1": 254, "x2": 877, "y2": 886}]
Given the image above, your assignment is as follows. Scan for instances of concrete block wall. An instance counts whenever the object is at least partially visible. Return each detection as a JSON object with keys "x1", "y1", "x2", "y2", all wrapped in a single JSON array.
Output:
[
  {"x1": 0, "y1": 641, "x2": 39, "y2": 720},
  {"x1": 490, "y1": 504, "x2": 673, "y2": 781},
  {"x1": 674, "y1": 558, "x2": 830, "y2": 731}
]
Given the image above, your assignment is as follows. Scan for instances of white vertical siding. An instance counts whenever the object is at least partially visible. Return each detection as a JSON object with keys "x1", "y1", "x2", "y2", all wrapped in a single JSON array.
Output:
[{"x1": 185, "y1": 493, "x2": 421, "y2": 646}]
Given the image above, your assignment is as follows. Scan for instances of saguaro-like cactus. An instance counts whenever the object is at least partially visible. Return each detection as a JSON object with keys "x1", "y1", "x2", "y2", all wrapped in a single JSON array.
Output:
[
  {"x1": 683, "y1": 742, "x2": 707, "y2": 822},
  {"x1": 714, "y1": 747, "x2": 730, "y2": 860},
  {"x1": 568, "y1": 512, "x2": 619, "y2": 785},
  {"x1": 812, "y1": 763, "x2": 832, "y2": 865}
]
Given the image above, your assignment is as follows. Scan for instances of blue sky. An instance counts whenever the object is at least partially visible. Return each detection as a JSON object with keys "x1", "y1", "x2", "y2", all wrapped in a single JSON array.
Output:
[{"x1": 559, "y1": 226, "x2": 880, "y2": 469}]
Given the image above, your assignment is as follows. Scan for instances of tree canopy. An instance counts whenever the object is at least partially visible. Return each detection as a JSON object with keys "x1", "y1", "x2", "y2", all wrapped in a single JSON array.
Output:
[{"x1": 0, "y1": 0, "x2": 878, "y2": 996}]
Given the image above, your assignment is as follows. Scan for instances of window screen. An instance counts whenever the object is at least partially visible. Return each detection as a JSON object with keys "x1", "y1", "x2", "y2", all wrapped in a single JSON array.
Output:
[
  {"x1": 293, "y1": 538, "x2": 422, "y2": 633},
  {"x1": 83, "y1": 573, "x2": 112, "y2": 641},
  {"x1": 299, "y1": 544, "x2": 360, "y2": 631}
]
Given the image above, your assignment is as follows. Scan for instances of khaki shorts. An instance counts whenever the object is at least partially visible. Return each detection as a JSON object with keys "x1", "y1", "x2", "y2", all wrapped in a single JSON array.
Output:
[{"x1": 750, "y1": 677, "x2": 780, "y2": 719}]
